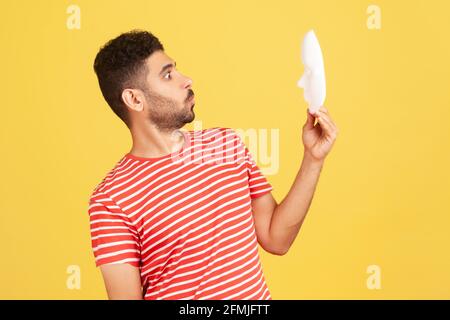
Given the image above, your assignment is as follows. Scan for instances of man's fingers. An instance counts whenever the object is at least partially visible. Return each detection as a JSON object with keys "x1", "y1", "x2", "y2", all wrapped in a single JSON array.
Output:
[
  {"x1": 316, "y1": 116, "x2": 333, "y2": 136},
  {"x1": 319, "y1": 106, "x2": 329, "y2": 115},
  {"x1": 317, "y1": 110, "x2": 337, "y2": 131},
  {"x1": 316, "y1": 112, "x2": 338, "y2": 137}
]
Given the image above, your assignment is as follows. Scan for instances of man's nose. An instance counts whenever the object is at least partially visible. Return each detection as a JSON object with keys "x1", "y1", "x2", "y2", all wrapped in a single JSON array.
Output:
[{"x1": 184, "y1": 77, "x2": 193, "y2": 89}]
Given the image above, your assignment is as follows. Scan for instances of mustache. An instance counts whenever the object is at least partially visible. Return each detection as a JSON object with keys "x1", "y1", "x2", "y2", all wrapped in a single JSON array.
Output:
[{"x1": 186, "y1": 89, "x2": 194, "y2": 101}]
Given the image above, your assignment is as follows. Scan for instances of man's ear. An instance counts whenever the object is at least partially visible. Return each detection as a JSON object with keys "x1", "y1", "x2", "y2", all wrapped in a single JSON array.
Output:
[{"x1": 122, "y1": 88, "x2": 145, "y2": 112}]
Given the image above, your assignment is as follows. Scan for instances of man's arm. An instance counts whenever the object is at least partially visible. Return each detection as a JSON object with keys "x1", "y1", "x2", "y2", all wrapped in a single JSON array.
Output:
[
  {"x1": 251, "y1": 153, "x2": 324, "y2": 255},
  {"x1": 99, "y1": 263, "x2": 144, "y2": 300},
  {"x1": 252, "y1": 106, "x2": 337, "y2": 255}
]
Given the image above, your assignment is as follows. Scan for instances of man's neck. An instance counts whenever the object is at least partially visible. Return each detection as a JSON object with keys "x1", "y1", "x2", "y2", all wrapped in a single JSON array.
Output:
[{"x1": 128, "y1": 124, "x2": 185, "y2": 158}]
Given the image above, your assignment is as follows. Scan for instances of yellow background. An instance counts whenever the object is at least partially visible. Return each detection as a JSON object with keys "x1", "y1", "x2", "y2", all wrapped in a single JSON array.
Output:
[{"x1": 1, "y1": 0, "x2": 449, "y2": 299}]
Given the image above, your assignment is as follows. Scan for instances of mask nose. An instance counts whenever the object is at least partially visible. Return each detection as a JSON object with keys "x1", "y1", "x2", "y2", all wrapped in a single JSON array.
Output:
[
  {"x1": 297, "y1": 74, "x2": 306, "y2": 88},
  {"x1": 297, "y1": 68, "x2": 311, "y2": 88}
]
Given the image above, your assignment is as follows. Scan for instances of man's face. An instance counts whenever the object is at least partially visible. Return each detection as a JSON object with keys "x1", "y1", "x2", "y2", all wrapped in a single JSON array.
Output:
[{"x1": 139, "y1": 50, "x2": 195, "y2": 131}]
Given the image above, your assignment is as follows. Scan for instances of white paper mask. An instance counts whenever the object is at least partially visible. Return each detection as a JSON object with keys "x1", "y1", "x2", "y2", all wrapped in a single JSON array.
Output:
[{"x1": 297, "y1": 30, "x2": 326, "y2": 114}]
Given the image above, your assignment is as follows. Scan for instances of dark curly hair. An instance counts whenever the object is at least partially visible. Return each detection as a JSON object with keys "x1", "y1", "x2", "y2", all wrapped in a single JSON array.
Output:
[{"x1": 93, "y1": 30, "x2": 164, "y2": 128}]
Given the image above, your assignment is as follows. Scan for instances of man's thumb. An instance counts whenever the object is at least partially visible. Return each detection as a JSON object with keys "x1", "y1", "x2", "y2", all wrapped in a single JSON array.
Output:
[{"x1": 304, "y1": 109, "x2": 315, "y2": 129}]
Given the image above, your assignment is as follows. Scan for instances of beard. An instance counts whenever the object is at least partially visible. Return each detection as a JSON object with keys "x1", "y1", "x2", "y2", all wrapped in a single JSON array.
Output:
[{"x1": 142, "y1": 88, "x2": 195, "y2": 132}]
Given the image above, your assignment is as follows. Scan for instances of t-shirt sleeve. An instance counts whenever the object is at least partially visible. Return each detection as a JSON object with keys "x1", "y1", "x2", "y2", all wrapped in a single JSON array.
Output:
[
  {"x1": 88, "y1": 195, "x2": 141, "y2": 267},
  {"x1": 231, "y1": 128, "x2": 274, "y2": 199}
]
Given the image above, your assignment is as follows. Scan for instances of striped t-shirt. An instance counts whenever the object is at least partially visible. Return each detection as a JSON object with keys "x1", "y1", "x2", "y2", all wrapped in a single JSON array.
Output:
[{"x1": 88, "y1": 127, "x2": 273, "y2": 300}]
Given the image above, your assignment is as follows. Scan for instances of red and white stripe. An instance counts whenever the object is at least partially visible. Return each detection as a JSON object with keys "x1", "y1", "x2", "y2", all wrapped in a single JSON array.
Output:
[{"x1": 88, "y1": 127, "x2": 273, "y2": 300}]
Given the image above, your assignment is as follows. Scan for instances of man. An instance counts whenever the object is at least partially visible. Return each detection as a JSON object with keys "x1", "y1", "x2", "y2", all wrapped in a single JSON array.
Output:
[{"x1": 88, "y1": 30, "x2": 338, "y2": 300}]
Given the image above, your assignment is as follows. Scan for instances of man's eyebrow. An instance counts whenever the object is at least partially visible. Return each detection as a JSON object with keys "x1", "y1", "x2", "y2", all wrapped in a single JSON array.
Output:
[{"x1": 159, "y1": 61, "x2": 177, "y2": 76}]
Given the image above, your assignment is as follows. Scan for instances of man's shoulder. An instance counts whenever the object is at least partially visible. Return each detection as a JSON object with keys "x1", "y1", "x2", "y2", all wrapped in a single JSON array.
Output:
[{"x1": 88, "y1": 156, "x2": 129, "y2": 204}]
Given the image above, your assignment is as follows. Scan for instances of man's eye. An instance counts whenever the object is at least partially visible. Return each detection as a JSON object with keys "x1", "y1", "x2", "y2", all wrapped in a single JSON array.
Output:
[{"x1": 164, "y1": 72, "x2": 172, "y2": 80}]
